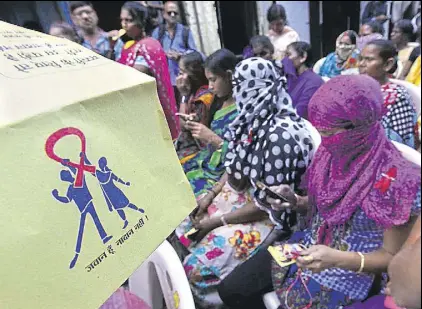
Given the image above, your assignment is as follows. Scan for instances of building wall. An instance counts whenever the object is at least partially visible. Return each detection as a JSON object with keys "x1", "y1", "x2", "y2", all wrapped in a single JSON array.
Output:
[
  {"x1": 257, "y1": 1, "x2": 311, "y2": 43},
  {"x1": 183, "y1": 1, "x2": 221, "y2": 56}
]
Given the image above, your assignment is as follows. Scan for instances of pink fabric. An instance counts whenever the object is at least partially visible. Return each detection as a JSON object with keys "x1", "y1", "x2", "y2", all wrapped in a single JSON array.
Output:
[
  {"x1": 306, "y1": 75, "x2": 420, "y2": 239},
  {"x1": 118, "y1": 37, "x2": 180, "y2": 139},
  {"x1": 99, "y1": 288, "x2": 151, "y2": 309}
]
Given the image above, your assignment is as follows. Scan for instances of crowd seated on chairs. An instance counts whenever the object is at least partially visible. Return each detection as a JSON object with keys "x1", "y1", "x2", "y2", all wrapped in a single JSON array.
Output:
[
  {"x1": 52, "y1": 2, "x2": 418, "y2": 308},
  {"x1": 125, "y1": 17, "x2": 420, "y2": 309}
]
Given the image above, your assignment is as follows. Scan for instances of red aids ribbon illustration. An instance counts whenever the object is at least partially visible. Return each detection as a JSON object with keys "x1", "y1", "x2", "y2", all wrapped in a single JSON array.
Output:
[
  {"x1": 374, "y1": 166, "x2": 397, "y2": 194},
  {"x1": 45, "y1": 128, "x2": 96, "y2": 188}
]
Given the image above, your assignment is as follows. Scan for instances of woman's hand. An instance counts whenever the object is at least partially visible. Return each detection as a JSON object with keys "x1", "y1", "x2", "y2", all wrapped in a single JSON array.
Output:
[
  {"x1": 192, "y1": 218, "x2": 220, "y2": 243},
  {"x1": 266, "y1": 185, "x2": 298, "y2": 211},
  {"x1": 296, "y1": 245, "x2": 343, "y2": 273},
  {"x1": 185, "y1": 121, "x2": 221, "y2": 145},
  {"x1": 194, "y1": 194, "x2": 215, "y2": 222}
]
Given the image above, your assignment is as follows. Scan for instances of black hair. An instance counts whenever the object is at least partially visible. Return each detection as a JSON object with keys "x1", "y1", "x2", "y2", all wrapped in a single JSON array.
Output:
[
  {"x1": 267, "y1": 4, "x2": 287, "y2": 23},
  {"x1": 395, "y1": 19, "x2": 416, "y2": 42},
  {"x1": 69, "y1": 1, "x2": 93, "y2": 13},
  {"x1": 22, "y1": 20, "x2": 43, "y2": 32},
  {"x1": 205, "y1": 49, "x2": 238, "y2": 125},
  {"x1": 288, "y1": 41, "x2": 314, "y2": 68},
  {"x1": 366, "y1": 39, "x2": 398, "y2": 74},
  {"x1": 122, "y1": 1, "x2": 153, "y2": 35},
  {"x1": 205, "y1": 48, "x2": 238, "y2": 76},
  {"x1": 342, "y1": 30, "x2": 358, "y2": 45},
  {"x1": 148, "y1": 6, "x2": 159, "y2": 19},
  {"x1": 179, "y1": 51, "x2": 208, "y2": 94},
  {"x1": 364, "y1": 20, "x2": 385, "y2": 35},
  {"x1": 250, "y1": 35, "x2": 275, "y2": 54}
]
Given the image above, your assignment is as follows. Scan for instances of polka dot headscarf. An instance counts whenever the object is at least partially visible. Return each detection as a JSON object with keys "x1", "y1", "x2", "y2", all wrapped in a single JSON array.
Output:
[{"x1": 224, "y1": 57, "x2": 314, "y2": 229}]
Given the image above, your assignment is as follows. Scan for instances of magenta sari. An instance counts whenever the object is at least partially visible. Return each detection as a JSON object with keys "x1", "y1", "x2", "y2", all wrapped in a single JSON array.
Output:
[
  {"x1": 100, "y1": 288, "x2": 151, "y2": 309},
  {"x1": 117, "y1": 37, "x2": 180, "y2": 139}
]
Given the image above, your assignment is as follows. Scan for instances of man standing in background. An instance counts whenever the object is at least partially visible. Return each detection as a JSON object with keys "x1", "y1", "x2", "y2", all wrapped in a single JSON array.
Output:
[
  {"x1": 69, "y1": 1, "x2": 113, "y2": 58},
  {"x1": 362, "y1": 1, "x2": 390, "y2": 24},
  {"x1": 152, "y1": 1, "x2": 197, "y2": 102}
]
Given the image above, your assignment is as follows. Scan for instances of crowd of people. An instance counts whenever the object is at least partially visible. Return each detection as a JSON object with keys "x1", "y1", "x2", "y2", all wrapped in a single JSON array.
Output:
[{"x1": 24, "y1": 1, "x2": 422, "y2": 308}]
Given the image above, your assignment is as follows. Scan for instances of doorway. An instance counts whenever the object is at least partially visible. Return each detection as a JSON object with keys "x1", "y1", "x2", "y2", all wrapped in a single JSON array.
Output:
[
  {"x1": 216, "y1": 1, "x2": 259, "y2": 56},
  {"x1": 321, "y1": 1, "x2": 361, "y2": 56}
]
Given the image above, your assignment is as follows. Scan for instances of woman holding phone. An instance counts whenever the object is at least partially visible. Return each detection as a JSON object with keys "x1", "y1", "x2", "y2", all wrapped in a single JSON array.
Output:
[
  {"x1": 175, "y1": 57, "x2": 314, "y2": 308},
  {"x1": 174, "y1": 51, "x2": 215, "y2": 163},
  {"x1": 218, "y1": 75, "x2": 421, "y2": 309},
  {"x1": 181, "y1": 49, "x2": 238, "y2": 197}
]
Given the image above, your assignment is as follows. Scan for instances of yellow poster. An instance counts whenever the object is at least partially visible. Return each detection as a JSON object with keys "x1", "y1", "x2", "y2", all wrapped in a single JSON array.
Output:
[{"x1": 0, "y1": 22, "x2": 195, "y2": 309}]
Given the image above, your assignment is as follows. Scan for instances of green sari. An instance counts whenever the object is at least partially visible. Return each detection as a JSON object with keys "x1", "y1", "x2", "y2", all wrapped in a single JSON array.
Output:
[{"x1": 183, "y1": 104, "x2": 238, "y2": 196}]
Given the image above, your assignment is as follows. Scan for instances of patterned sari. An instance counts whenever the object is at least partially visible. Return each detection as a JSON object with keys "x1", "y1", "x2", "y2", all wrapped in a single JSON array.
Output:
[
  {"x1": 176, "y1": 184, "x2": 274, "y2": 309},
  {"x1": 176, "y1": 86, "x2": 214, "y2": 164},
  {"x1": 116, "y1": 38, "x2": 180, "y2": 139},
  {"x1": 183, "y1": 104, "x2": 238, "y2": 197}
]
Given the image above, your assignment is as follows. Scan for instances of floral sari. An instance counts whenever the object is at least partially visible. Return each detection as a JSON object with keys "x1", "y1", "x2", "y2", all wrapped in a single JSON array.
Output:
[
  {"x1": 176, "y1": 184, "x2": 273, "y2": 309},
  {"x1": 116, "y1": 38, "x2": 180, "y2": 139}
]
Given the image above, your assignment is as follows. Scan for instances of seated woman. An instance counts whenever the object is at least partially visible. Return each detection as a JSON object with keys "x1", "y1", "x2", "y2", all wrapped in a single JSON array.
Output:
[
  {"x1": 345, "y1": 215, "x2": 421, "y2": 309},
  {"x1": 113, "y1": 1, "x2": 179, "y2": 139},
  {"x1": 175, "y1": 57, "x2": 314, "y2": 309},
  {"x1": 406, "y1": 54, "x2": 421, "y2": 86},
  {"x1": 392, "y1": 19, "x2": 418, "y2": 79},
  {"x1": 218, "y1": 75, "x2": 421, "y2": 309},
  {"x1": 319, "y1": 31, "x2": 360, "y2": 79},
  {"x1": 182, "y1": 49, "x2": 238, "y2": 197},
  {"x1": 266, "y1": 3, "x2": 299, "y2": 60},
  {"x1": 357, "y1": 20, "x2": 385, "y2": 51},
  {"x1": 175, "y1": 51, "x2": 214, "y2": 163},
  {"x1": 283, "y1": 41, "x2": 325, "y2": 119},
  {"x1": 359, "y1": 39, "x2": 417, "y2": 147},
  {"x1": 250, "y1": 35, "x2": 275, "y2": 60}
]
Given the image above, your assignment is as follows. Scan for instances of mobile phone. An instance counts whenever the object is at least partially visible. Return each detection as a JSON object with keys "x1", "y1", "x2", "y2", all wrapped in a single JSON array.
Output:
[
  {"x1": 255, "y1": 181, "x2": 289, "y2": 202},
  {"x1": 184, "y1": 228, "x2": 200, "y2": 240},
  {"x1": 175, "y1": 113, "x2": 192, "y2": 121}
]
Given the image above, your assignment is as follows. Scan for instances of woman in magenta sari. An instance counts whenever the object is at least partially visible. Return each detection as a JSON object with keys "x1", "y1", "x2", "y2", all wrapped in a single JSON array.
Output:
[{"x1": 113, "y1": 1, "x2": 180, "y2": 139}]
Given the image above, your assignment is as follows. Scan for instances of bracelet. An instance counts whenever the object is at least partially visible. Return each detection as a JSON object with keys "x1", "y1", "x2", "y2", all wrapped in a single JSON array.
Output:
[
  {"x1": 209, "y1": 190, "x2": 217, "y2": 198},
  {"x1": 357, "y1": 252, "x2": 365, "y2": 273},
  {"x1": 220, "y1": 215, "x2": 228, "y2": 226}
]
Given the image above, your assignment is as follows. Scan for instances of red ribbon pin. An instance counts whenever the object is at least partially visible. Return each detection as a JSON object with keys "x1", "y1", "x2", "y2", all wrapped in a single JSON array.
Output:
[
  {"x1": 45, "y1": 128, "x2": 96, "y2": 188},
  {"x1": 374, "y1": 166, "x2": 397, "y2": 194}
]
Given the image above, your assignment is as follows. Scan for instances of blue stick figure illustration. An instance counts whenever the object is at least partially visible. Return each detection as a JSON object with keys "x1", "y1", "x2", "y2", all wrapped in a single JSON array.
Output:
[
  {"x1": 82, "y1": 154, "x2": 145, "y2": 229},
  {"x1": 51, "y1": 159, "x2": 113, "y2": 269}
]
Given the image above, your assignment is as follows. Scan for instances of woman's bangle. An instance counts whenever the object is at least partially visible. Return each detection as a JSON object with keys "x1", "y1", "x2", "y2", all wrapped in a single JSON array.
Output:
[
  {"x1": 220, "y1": 215, "x2": 228, "y2": 226},
  {"x1": 357, "y1": 252, "x2": 365, "y2": 273},
  {"x1": 209, "y1": 190, "x2": 216, "y2": 198}
]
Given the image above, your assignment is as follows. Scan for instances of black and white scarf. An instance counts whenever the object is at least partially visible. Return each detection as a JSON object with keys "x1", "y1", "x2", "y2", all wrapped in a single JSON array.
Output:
[{"x1": 224, "y1": 58, "x2": 314, "y2": 230}]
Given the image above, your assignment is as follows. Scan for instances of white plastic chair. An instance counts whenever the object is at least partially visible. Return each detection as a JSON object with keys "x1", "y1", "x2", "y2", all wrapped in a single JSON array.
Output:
[
  {"x1": 390, "y1": 79, "x2": 421, "y2": 116},
  {"x1": 129, "y1": 241, "x2": 195, "y2": 309},
  {"x1": 313, "y1": 57, "x2": 326, "y2": 75},
  {"x1": 263, "y1": 142, "x2": 420, "y2": 309},
  {"x1": 392, "y1": 141, "x2": 421, "y2": 166}
]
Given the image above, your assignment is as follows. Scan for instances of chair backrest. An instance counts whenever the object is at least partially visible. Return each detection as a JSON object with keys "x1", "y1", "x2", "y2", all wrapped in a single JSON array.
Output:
[
  {"x1": 129, "y1": 241, "x2": 195, "y2": 309},
  {"x1": 390, "y1": 79, "x2": 421, "y2": 116},
  {"x1": 313, "y1": 57, "x2": 326, "y2": 74},
  {"x1": 392, "y1": 141, "x2": 422, "y2": 166}
]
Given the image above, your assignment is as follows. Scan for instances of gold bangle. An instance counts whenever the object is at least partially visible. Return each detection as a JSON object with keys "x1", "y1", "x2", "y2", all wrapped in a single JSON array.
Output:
[{"x1": 357, "y1": 252, "x2": 365, "y2": 273}]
